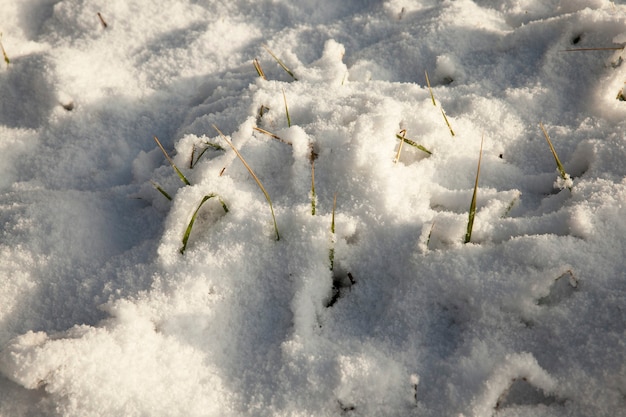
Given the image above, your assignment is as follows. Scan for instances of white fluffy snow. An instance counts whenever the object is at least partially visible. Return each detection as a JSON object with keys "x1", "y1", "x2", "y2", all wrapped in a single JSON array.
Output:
[{"x1": 1, "y1": 1, "x2": 626, "y2": 416}]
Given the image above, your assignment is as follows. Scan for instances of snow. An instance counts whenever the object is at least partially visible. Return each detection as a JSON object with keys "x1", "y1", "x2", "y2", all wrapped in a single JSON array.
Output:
[{"x1": 1, "y1": 0, "x2": 626, "y2": 416}]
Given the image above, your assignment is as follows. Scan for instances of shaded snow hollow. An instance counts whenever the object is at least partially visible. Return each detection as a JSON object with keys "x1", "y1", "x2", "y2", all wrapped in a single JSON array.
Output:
[{"x1": 1, "y1": 0, "x2": 626, "y2": 416}]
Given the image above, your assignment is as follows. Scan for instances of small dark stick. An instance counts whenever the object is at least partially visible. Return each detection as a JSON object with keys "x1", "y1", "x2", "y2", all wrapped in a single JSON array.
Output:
[{"x1": 97, "y1": 12, "x2": 108, "y2": 29}]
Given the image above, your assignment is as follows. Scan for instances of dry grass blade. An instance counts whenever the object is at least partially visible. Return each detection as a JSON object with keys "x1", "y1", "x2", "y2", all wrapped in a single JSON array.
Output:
[
  {"x1": 465, "y1": 134, "x2": 484, "y2": 244},
  {"x1": 395, "y1": 132, "x2": 432, "y2": 155},
  {"x1": 213, "y1": 124, "x2": 280, "y2": 241},
  {"x1": 154, "y1": 136, "x2": 191, "y2": 185},
  {"x1": 0, "y1": 33, "x2": 9, "y2": 67},
  {"x1": 253, "y1": 126, "x2": 292, "y2": 145},
  {"x1": 263, "y1": 44, "x2": 298, "y2": 80},
  {"x1": 97, "y1": 12, "x2": 108, "y2": 28},
  {"x1": 180, "y1": 193, "x2": 228, "y2": 254},
  {"x1": 540, "y1": 122, "x2": 571, "y2": 189},
  {"x1": 394, "y1": 130, "x2": 406, "y2": 164},
  {"x1": 253, "y1": 58, "x2": 266, "y2": 80}
]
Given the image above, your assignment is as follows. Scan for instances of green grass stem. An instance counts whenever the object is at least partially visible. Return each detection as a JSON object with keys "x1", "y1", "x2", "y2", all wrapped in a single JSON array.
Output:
[
  {"x1": 540, "y1": 122, "x2": 571, "y2": 189},
  {"x1": 151, "y1": 181, "x2": 172, "y2": 201},
  {"x1": 282, "y1": 88, "x2": 291, "y2": 127},
  {"x1": 180, "y1": 193, "x2": 228, "y2": 254},
  {"x1": 395, "y1": 132, "x2": 432, "y2": 155},
  {"x1": 154, "y1": 136, "x2": 191, "y2": 186},
  {"x1": 213, "y1": 125, "x2": 280, "y2": 241},
  {"x1": 465, "y1": 135, "x2": 484, "y2": 244},
  {"x1": 425, "y1": 70, "x2": 454, "y2": 136}
]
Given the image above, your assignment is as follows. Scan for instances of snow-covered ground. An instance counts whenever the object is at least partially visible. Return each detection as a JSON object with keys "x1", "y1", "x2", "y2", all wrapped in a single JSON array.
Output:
[{"x1": 1, "y1": 0, "x2": 626, "y2": 416}]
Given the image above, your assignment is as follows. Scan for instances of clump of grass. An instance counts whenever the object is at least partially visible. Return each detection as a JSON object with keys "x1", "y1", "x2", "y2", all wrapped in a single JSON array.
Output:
[
  {"x1": 282, "y1": 88, "x2": 291, "y2": 127},
  {"x1": 154, "y1": 136, "x2": 191, "y2": 185},
  {"x1": 395, "y1": 130, "x2": 432, "y2": 156},
  {"x1": 329, "y1": 193, "x2": 337, "y2": 270},
  {"x1": 539, "y1": 122, "x2": 572, "y2": 190},
  {"x1": 97, "y1": 12, "x2": 108, "y2": 28},
  {"x1": 180, "y1": 193, "x2": 228, "y2": 254},
  {"x1": 151, "y1": 181, "x2": 173, "y2": 201},
  {"x1": 425, "y1": 70, "x2": 455, "y2": 136},
  {"x1": 465, "y1": 134, "x2": 484, "y2": 244},
  {"x1": 213, "y1": 124, "x2": 280, "y2": 241},
  {"x1": 190, "y1": 141, "x2": 224, "y2": 169},
  {"x1": 1, "y1": 33, "x2": 10, "y2": 67},
  {"x1": 253, "y1": 58, "x2": 266, "y2": 80},
  {"x1": 263, "y1": 44, "x2": 298, "y2": 81}
]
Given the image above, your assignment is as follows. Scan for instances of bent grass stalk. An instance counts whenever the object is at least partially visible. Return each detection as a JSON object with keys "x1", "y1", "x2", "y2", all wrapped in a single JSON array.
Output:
[
  {"x1": 465, "y1": 134, "x2": 484, "y2": 244},
  {"x1": 180, "y1": 193, "x2": 228, "y2": 254},
  {"x1": 190, "y1": 141, "x2": 225, "y2": 168},
  {"x1": 154, "y1": 136, "x2": 191, "y2": 185},
  {"x1": 213, "y1": 124, "x2": 280, "y2": 241},
  {"x1": 540, "y1": 122, "x2": 571, "y2": 189},
  {"x1": 263, "y1": 44, "x2": 298, "y2": 80}
]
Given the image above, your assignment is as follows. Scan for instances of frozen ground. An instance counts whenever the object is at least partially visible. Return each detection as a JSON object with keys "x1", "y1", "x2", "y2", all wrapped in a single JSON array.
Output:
[{"x1": 1, "y1": 1, "x2": 626, "y2": 416}]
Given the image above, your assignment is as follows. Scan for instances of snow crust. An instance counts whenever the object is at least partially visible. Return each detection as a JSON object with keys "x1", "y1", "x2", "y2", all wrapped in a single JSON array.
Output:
[{"x1": 1, "y1": 1, "x2": 626, "y2": 416}]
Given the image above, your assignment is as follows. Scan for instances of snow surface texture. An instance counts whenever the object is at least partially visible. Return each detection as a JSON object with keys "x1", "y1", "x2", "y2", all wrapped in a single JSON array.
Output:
[{"x1": 1, "y1": 0, "x2": 626, "y2": 416}]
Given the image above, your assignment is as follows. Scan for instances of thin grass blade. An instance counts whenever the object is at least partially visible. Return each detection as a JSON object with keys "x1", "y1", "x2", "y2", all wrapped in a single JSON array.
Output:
[
  {"x1": 539, "y1": 122, "x2": 569, "y2": 183},
  {"x1": 263, "y1": 44, "x2": 298, "y2": 80},
  {"x1": 311, "y1": 160, "x2": 317, "y2": 215},
  {"x1": 253, "y1": 126, "x2": 292, "y2": 145},
  {"x1": 180, "y1": 193, "x2": 228, "y2": 254},
  {"x1": 395, "y1": 133, "x2": 432, "y2": 155},
  {"x1": 253, "y1": 58, "x2": 267, "y2": 80},
  {"x1": 465, "y1": 135, "x2": 484, "y2": 244},
  {"x1": 425, "y1": 70, "x2": 436, "y2": 106},
  {"x1": 151, "y1": 181, "x2": 172, "y2": 201},
  {"x1": 213, "y1": 125, "x2": 280, "y2": 241},
  {"x1": 0, "y1": 33, "x2": 9, "y2": 66},
  {"x1": 154, "y1": 136, "x2": 191, "y2": 186},
  {"x1": 394, "y1": 130, "x2": 406, "y2": 164},
  {"x1": 282, "y1": 88, "x2": 291, "y2": 127}
]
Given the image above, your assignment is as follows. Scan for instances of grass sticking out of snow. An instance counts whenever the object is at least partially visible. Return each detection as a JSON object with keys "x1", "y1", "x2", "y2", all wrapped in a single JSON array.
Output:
[
  {"x1": 190, "y1": 141, "x2": 225, "y2": 169},
  {"x1": 0, "y1": 33, "x2": 9, "y2": 67},
  {"x1": 263, "y1": 44, "x2": 298, "y2": 80},
  {"x1": 253, "y1": 58, "x2": 267, "y2": 80},
  {"x1": 154, "y1": 136, "x2": 191, "y2": 186},
  {"x1": 213, "y1": 124, "x2": 280, "y2": 241},
  {"x1": 540, "y1": 123, "x2": 572, "y2": 190},
  {"x1": 311, "y1": 161, "x2": 317, "y2": 215},
  {"x1": 395, "y1": 131, "x2": 432, "y2": 155},
  {"x1": 252, "y1": 126, "x2": 291, "y2": 145},
  {"x1": 151, "y1": 181, "x2": 173, "y2": 201},
  {"x1": 282, "y1": 88, "x2": 291, "y2": 127},
  {"x1": 465, "y1": 134, "x2": 484, "y2": 244},
  {"x1": 425, "y1": 70, "x2": 454, "y2": 136},
  {"x1": 329, "y1": 193, "x2": 337, "y2": 270},
  {"x1": 180, "y1": 194, "x2": 228, "y2": 254}
]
